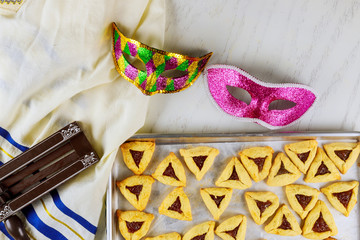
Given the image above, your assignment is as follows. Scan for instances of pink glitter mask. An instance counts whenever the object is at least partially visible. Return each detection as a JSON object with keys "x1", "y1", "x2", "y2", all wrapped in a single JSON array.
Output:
[{"x1": 205, "y1": 65, "x2": 317, "y2": 129}]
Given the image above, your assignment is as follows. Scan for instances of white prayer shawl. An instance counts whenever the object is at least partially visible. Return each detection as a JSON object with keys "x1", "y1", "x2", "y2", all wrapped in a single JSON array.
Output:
[{"x1": 0, "y1": 0, "x2": 165, "y2": 239}]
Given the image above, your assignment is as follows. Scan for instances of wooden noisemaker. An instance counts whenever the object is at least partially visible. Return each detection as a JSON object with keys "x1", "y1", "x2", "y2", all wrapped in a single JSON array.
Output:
[{"x1": 0, "y1": 122, "x2": 100, "y2": 239}]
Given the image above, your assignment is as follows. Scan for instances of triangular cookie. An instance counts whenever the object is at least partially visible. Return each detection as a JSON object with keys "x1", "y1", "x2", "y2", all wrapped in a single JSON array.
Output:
[
  {"x1": 183, "y1": 221, "x2": 215, "y2": 240},
  {"x1": 284, "y1": 140, "x2": 318, "y2": 173},
  {"x1": 266, "y1": 152, "x2": 301, "y2": 186},
  {"x1": 117, "y1": 175, "x2": 155, "y2": 211},
  {"x1": 323, "y1": 142, "x2": 360, "y2": 174},
  {"x1": 200, "y1": 188, "x2": 233, "y2": 220},
  {"x1": 302, "y1": 200, "x2": 338, "y2": 239},
  {"x1": 304, "y1": 148, "x2": 341, "y2": 183},
  {"x1": 215, "y1": 157, "x2": 252, "y2": 189},
  {"x1": 120, "y1": 141, "x2": 155, "y2": 175},
  {"x1": 264, "y1": 204, "x2": 302, "y2": 236},
  {"x1": 144, "y1": 232, "x2": 182, "y2": 240},
  {"x1": 321, "y1": 181, "x2": 359, "y2": 217},
  {"x1": 179, "y1": 146, "x2": 219, "y2": 180},
  {"x1": 285, "y1": 184, "x2": 320, "y2": 219},
  {"x1": 116, "y1": 210, "x2": 154, "y2": 240},
  {"x1": 239, "y1": 146, "x2": 274, "y2": 182},
  {"x1": 158, "y1": 187, "x2": 192, "y2": 221},
  {"x1": 215, "y1": 215, "x2": 247, "y2": 240},
  {"x1": 152, "y1": 152, "x2": 186, "y2": 186},
  {"x1": 244, "y1": 191, "x2": 279, "y2": 225}
]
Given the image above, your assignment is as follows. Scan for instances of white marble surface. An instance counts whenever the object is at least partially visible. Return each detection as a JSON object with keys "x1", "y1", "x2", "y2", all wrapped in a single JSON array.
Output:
[
  {"x1": 99, "y1": 1, "x2": 360, "y2": 240},
  {"x1": 141, "y1": 0, "x2": 360, "y2": 133}
]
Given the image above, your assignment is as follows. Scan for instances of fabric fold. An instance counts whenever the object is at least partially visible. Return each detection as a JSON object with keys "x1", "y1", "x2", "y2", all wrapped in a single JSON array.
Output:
[{"x1": 0, "y1": 0, "x2": 165, "y2": 239}]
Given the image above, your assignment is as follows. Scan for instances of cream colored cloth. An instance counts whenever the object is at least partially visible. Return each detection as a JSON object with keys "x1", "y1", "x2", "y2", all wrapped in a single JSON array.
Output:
[
  {"x1": 0, "y1": 0, "x2": 25, "y2": 14},
  {"x1": 0, "y1": 0, "x2": 164, "y2": 239}
]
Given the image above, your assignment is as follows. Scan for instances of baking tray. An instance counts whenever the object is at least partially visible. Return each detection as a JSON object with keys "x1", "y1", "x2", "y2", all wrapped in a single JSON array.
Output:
[{"x1": 107, "y1": 132, "x2": 360, "y2": 240}]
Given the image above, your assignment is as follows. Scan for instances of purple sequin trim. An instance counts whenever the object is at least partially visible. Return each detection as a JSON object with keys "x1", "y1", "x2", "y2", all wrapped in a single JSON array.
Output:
[
  {"x1": 165, "y1": 57, "x2": 178, "y2": 70},
  {"x1": 124, "y1": 65, "x2": 138, "y2": 80},
  {"x1": 114, "y1": 39, "x2": 122, "y2": 60},
  {"x1": 146, "y1": 60, "x2": 156, "y2": 75},
  {"x1": 127, "y1": 42, "x2": 138, "y2": 57},
  {"x1": 140, "y1": 79, "x2": 147, "y2": 89},
  {"x1": 156, "y1": 76, "x2": 167, "y2": 90},
  {"x1": 174, "y1": 75, "x2": 189, "y2": 90}
]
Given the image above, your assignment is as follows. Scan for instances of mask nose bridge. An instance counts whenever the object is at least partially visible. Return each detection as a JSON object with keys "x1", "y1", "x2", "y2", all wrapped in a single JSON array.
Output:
[
  {"x1": 136, "y1": 54, "x2": 152, "y2": 76},
  {"x1": 247, "y1": 83, "x2": 272, "y2": 118},
  {"x1": 245, "y1": 94, "x2": 260, "y2": 118}
]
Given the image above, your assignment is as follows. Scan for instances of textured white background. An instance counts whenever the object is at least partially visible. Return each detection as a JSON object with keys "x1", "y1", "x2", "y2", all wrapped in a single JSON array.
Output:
[
  {"x1": 105, "y1": 1, "x2": 360, "y2": 240},
  {"x1": 141, "y1": 0, "x2": 360, "y2": 133}
]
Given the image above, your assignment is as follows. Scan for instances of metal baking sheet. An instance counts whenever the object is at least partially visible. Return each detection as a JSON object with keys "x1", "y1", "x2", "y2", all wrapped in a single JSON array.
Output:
[{"x1": 107, "y1": 132, "x2": 360, "y2": 240}]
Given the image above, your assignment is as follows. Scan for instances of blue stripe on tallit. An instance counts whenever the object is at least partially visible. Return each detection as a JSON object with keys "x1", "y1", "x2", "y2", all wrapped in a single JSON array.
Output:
[
  {"x1": 0, "y1": 222, "x2": 14, "y2": 240},
  {"x1": 50, "y1": 190, "x2": 97, "y2": 234},
  {"x1": 0, "y1": 127, "x2": 28, "y2": 152},
  {"x1": 0, "y1": 161, "x2": 67, "y2": 240}
]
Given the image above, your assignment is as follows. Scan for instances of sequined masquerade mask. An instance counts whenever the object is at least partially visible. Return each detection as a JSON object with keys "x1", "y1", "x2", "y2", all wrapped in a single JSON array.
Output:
[
  {"x1": 205, "y1": 65, "x2": 317, "y2": 129},
  {"x1": 112, "y1": 23, "x2": 212, "y2": 95}
]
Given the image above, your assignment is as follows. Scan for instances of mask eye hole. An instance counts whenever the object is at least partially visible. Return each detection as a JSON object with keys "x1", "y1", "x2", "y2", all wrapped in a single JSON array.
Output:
[
  {"x1": 122, "y1": 51, "x2": 146, "y2": 72},
  {"x1": 269, "y1": 99, "x2": 296, "y2": 110},
  {"x1": 226, "y1": 85, "x2": 251, "y2": 105},
  {"x1": 160, "y1": 69, "x2": 188, "y2": 78}
]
